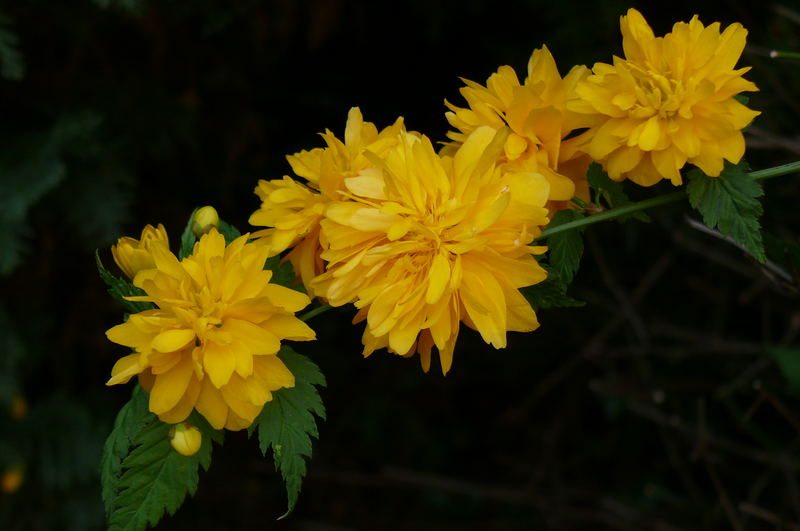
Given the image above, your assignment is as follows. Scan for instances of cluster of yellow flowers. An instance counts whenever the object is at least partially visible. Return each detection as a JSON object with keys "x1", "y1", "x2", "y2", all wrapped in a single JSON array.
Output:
[{"x1": 105, "y1": 8, "x2": 759, "y2": 432}]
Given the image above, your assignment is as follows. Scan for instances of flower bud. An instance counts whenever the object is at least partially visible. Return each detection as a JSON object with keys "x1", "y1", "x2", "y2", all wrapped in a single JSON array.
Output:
[
  {"x1": 111, "y1": 224, "x2": 169, "y2": 279},
  {"x1": 1, "y1": 465, "x2": 23, "y2": 493},
  {"x1": 191, "y1": 206, "x2": 220, "y2": 237},
  {"x1": 168, "y1": 422, "x2": 202, "y2": 457}
]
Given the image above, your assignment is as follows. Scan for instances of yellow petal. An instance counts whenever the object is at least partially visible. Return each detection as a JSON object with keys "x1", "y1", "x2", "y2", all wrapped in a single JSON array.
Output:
[
  {"x1": 151, "y1": 328, "x2": 196, "y2": 353},
  {"x1": 426, "y1": 252, "x2": 451, "y2": 304},
  {"x1": 106, "y1": 353, "x2": 144, "y2": 386},
  {"x1": 149, "y1": 354, "x2": 194, "y2": 414}
]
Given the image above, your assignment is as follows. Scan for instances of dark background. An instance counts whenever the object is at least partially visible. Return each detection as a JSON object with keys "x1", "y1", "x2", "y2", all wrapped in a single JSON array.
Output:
[{"x1": 2, "y1": 1, "x2": 800, "y2": 529}]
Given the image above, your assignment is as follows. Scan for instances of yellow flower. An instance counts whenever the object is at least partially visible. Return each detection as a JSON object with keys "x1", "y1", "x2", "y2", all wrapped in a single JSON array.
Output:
[
  {"x1": 169, "y1": 422, "x2": 202, "y2": 457},
  {"x1": 313, "y1": 126, "x2": 550, "y2": 374},
  {"x1": 111, "y1": 223, "x2": 169, "y2": 279},
  {"x1": 568, "y1": 8, "x2": 760, "y2": 186},
  {"x1": 105, "y1": 228, "x2": 316, "y2": 431},
  {"x1": 445, "y1": 46, "x2": 592, "y2": 209},
  {"x1": 249, "y1": 107, "x2": 406, "y2": 293}
]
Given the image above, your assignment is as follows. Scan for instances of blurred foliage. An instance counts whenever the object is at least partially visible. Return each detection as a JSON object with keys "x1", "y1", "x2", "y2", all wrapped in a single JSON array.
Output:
[{"x1": 0, "y1": 0, "x2": 800, "y2": 529}]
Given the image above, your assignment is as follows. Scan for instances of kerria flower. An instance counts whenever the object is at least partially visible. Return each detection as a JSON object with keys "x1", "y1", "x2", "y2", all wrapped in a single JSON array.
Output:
[
  {"x1": 312, "y1": 126, "x2": 550, "y2": 374},
  {"x1": 111, "y1": 223, "x2": 169, "y2": 280},
  {"x1": 249, "y1": 108, "x2": 406, "y2": 293},
  {"x1": 445, "y1": 46, "x2": 592, "y2": 210},
  {"x1": 568, "y1": 8, "x2": 760, "y2": 186},
  {"x1": 105, "y1": 228, "x2": 315, "y2": 431}
]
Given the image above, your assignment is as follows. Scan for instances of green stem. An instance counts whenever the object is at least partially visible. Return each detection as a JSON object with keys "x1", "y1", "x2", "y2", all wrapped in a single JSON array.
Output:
[
  {"x1": 299, "y1": 303, "x2": 332, "y2": 322},
  {"x1": 538, "y1": 160, "x2": 800, "y2": 240},
  {"x1": 770, "y1": 50, "x2": 800, "y2": 60}
]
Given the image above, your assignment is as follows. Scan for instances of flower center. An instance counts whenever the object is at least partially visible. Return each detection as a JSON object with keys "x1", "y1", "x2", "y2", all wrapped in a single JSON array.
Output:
[{"x1": 629, "y1": 64, "x2": 684, "y2": 119}]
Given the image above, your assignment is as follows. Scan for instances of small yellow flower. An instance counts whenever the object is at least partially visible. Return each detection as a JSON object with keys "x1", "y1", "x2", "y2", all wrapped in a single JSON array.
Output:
[
  {"x1": 191, "y1": 206, "x2": 220, "y2": 237},
  {"x1": 249, "y1": 108, "x2": 406, "y2": 293},
  {"x1": 445, "y1": 46, "x2": 592, "y2": 210},
  {"x1": 1, "y1": 465, "x2": 23, "y2": 493},
  {"x1": 568, "y1": 8, "x2": 760, "y2": 186},
  {"x1": 105, "y1": 228, "x2": 316, "y2": 431},
  {"x1": 111, "y1": 223, "x2": 169, "y2": 279},
  {"x1": 313, "y1": 126, "x2": 550, "y2": 374},
  {"x1": 168, "y1": 422, "x2": 202, "y2": 457}
]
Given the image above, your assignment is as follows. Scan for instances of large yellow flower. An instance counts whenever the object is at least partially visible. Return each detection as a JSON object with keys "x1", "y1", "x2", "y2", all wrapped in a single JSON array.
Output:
[
  {"x1": 105, "y1": 228, "x2": 316, "y2": 431},
  {"x1": 313, "y1": 126, "x2": 550, "y2": 374},
  {"x1": 249, "y1": 108, "x2": 406, "y2": 293},
  {"x1": 569, "y1": 8, "x2": 760, "y2": 186},
  {"x1": 445, "y1": 46, "x2": 592, "y2": 210}
]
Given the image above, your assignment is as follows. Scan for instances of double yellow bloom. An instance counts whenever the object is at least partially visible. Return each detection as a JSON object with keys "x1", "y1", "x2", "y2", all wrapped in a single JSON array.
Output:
[
  {"x1": 107, "y1": 8, "x2": 760, "y2": 416},
  {"x1": 106, "y1": 227, "x2": 315, "y2": 430}
]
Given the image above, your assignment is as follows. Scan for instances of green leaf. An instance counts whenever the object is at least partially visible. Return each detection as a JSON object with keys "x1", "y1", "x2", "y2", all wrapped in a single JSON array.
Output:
[
  {"x1": 107, "y1": 410, "x2": 222, "y2": 531},
  {"x1": 768, "y1": 347, "x2": 800, "y2": 397},
  {"x1": 686, "y1": 161, "x2": 765, "y2": 262},
  {"x1": 217, "y1": 219, "x2": 242, "y2": 244},
  {"x1": 265, "y1": 256, "x2": 305, "y2": 292},
  {"x1": 586, "y1": 163, "x2": 650, "y2": 222},
  {"x1": 521, "y1": 274, "x2": 585, "y2": 311},
  {"x1": 0, "y1": 13, "x2": 24, "y2": 81},
  {"x1": 546, "y1": 209, "x2": 585, "y2": 287},
  {"x1": 178, "y1": 208, "x2": 198, "y2": 260},
  {"x1": 252, "y1": 347, "x2": 326, "y2": 517},
  {"x1": 95, "y1": 251, "x2": 153, "y2": 314},
  {"x1": 100, "y1": 386, "x2": 152, "y2": 515}
]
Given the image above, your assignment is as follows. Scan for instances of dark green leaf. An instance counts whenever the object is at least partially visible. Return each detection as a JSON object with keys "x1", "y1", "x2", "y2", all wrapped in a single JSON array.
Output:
[
  {"x1": 107, "y1": 410, "x2": 222, "y2": 531},
  {"x1": 768, "y1": 347, "x2": 800, "y2": 397},
  {"x1": 100, "y1": 386, "x2": 152, "y2": 515},
  {"x1": 265, "y1": 256, "x2": 305, "y2": 292},
  {"x1": 96, "y1": 251, "x2": 153, "y2": 314},
  {"x1": 178, "y1": 208, "x2": 198, "y2": 260},
  {"x1": 686, "y1": 161, "x2": 765, "y2": 262},
  {"x1": 546, "y1": 209, "x2": 585, "y2": 287},
  {"x1": 521, "y1": 275, "x2": 585, "y2": 311},
  {"x1": 217, "y1": 218, "x2": 241, "y2": 244},
  {"x1": 252, "y1": 347, "x2": 325, "y2": 517},
  {"x1": 586, "y1": 162, "x2": 650, "y2": 222}
]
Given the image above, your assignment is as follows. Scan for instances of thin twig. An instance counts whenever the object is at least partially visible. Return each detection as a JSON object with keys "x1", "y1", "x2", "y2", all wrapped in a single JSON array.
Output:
[{"x1": 739, "y1": 502, "x2": 800, "y2": 530}]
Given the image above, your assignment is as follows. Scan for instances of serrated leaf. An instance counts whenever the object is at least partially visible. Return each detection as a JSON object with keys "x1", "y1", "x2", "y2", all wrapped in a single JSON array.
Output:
[
  {"x1": 252, "y1": 347, "x2": 326, "y2": 517},
  {"x1": 686, "y1": 161, "x2": 765, "y2": 262},
  {"x1": 586, "y1": 163, "x2": 650, "y2": 222},
  {"x1": 96, "y1": 251, "x2": 153, "y2": 314},
  {"x1": 101, "y1": 385, "x2": 152, "y2": 515},
  {"x1": 107, "y1": 410, "x2": 222, "y2": 531},
  {"x1": 768, "y1": 347, "x2": 800, "y2": 397},
  {"x1": 521, "y1": 275, "x2": 585, "y2": 311},
  {"x1": 178, "y1": 208, "x2": 198, "y2": 260},
  {"x1": 546, "y1": 209, "x2": 585, "y2": 288}
]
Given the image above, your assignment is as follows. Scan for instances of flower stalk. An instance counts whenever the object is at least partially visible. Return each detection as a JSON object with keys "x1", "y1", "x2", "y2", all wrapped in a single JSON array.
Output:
[{"x1": 538, "y1": 160, "x2": 800, "y2": 240}]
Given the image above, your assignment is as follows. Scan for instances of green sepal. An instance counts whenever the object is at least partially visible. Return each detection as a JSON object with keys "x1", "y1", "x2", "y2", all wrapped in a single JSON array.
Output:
[
  {"x1": 105, "y1": 402, "x2": 223, "y2": 531},
  {"x1": 95, "y1": 251, "x2": 153, "y2": 314},
  {"x1": 587, "y1": 163, "x2": 650, "y2": 222},
  {"x1": 686, "y1": 161, "x2": 765, "y2": 262},
  {"x1": 250, "y1": 346, "x2": 326, "y2": 518}
]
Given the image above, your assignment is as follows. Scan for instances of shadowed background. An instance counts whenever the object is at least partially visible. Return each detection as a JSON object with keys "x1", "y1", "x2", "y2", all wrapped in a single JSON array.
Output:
[{"x1": 1, "y1": 1, "x2": 800, "y2": 529}]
